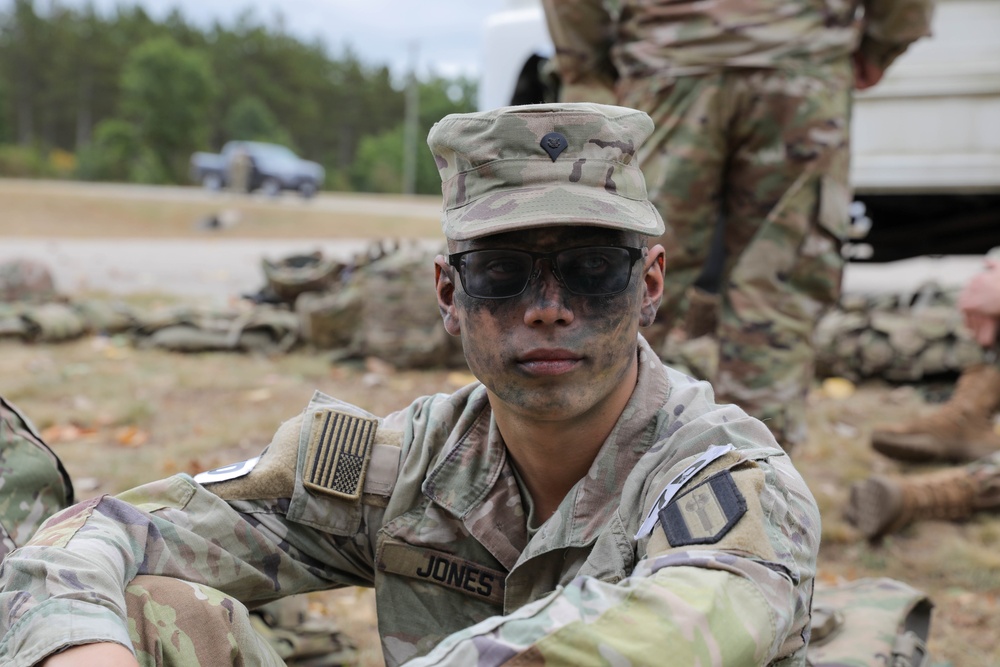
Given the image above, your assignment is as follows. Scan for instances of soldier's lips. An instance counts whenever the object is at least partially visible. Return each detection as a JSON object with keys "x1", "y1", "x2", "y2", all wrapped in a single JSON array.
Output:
[{"x1": 516, "y1": 349, "x2": 582, "y2": 376}]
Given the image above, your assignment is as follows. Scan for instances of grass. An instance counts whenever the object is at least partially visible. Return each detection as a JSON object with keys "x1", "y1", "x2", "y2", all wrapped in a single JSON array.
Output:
[{"x1": 0, "y1": 178, "x2": 442, "y2": 240}]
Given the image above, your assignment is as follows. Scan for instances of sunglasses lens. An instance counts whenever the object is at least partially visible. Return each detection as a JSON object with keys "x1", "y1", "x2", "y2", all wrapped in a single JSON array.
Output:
[
  {"x1": 455, "y1": 247, "x2": 638, "y2": 299},
  {"x1": 556, "y1": 247, "x2": 634, "y2": 295},
  {"x1": 459, "y1": 250, "x2": 534, "y2": 298}
]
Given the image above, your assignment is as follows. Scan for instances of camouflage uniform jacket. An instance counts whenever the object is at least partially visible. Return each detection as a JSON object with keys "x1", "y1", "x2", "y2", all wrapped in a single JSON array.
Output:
[
  {"x1": 0, "y1": 397, "x2": 73, "y2": 560},
  {"x1": 542, "y1": 0, "x2": 934, "y2": 84},
  {"x1": 0, "y1": 338, "x2": 819, "y2": 666}
]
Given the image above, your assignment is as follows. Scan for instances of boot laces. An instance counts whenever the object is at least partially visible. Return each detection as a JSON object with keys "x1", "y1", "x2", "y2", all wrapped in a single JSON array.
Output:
[{"x1": 899, "y1": 469, "x2": 978, "y2": 521}]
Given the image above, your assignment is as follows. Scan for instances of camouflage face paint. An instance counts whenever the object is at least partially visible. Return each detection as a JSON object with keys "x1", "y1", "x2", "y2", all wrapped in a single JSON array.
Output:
[{"x1": 451, "y1": 227, "x2": 647, "y2": 421}]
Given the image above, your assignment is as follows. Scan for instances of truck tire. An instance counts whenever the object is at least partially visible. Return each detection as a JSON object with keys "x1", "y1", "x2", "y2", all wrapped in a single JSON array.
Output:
[
  {"x1": 261, "y1": 178, "x2": 281, "y2": 198},
  {"x1": 298, "y1": 181, "x2": 317, "y2": 199}
]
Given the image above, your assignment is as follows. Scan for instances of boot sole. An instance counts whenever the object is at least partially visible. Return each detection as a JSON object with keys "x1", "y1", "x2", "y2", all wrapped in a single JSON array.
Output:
[
  {"x1": 870, "y1": 432, "x2": 987, "y2": 464},
  {"x1": 845, "y1": 477, "x2": 903, "y2": 539}
]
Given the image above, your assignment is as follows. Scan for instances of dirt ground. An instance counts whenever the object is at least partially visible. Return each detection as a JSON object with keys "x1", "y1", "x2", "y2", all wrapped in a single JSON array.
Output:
[
  {"x1": 2, "y1": 180, "x2": 998, "y2": 666},
  {"x1": 3, "y1": 336, "x2": 998, "y2": 666}
]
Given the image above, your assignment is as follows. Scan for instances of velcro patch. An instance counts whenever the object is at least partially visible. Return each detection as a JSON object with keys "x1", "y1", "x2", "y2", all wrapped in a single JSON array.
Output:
[
  {"x1": 304, "y1": 410, "x2": 378, "y2": 500},
  {"x1": 377, "y1": 540, "x2": 506, "y2": 607},
  {"x1": 659, "y1": 470, "x2": 747, "y2": 547},
  {"x1": 194, "y1": 457, "x2": 260, "y2": 484}
]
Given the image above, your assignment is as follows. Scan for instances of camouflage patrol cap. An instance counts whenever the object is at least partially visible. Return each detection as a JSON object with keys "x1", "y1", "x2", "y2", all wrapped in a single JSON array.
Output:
[{"x1": 427, "y1": 103, "x2": 664, "y2": 241}]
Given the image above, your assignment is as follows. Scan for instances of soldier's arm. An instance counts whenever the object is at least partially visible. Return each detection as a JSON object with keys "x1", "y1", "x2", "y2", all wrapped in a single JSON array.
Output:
[
  {"x1": 854, "y1": 0, "x2": 934, "y2": 87},
  {"x1": 0, "y1": 397, "x2": 74, "y2": 560},
  {"x1": 406, "y1": 423, "x2": 817, "y2": 666},
  {"x1": 39, "y1": 642, "x2": 138, "y2": 667},
  {"x1": 0, "y1": 407, "x2": 386, "y2": 666},
  {"x1": 540, "y1": 0, "x2": 618, "y2": 104}
]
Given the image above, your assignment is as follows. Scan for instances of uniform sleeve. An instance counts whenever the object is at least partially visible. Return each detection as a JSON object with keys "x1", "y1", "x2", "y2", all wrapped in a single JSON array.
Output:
[
  {"x1": 0, "y1": 397, "x2": 73, "y2": 560},
  {"x1": 404, "y1": 423, "x2": 819, "y2": 666},
  {"x1": 0, "y1": 412, "x2": 385, "y2": 667},
  {"x1": 540, "y1": 0, "x2": 619, "y2": 104},
  {"x1": 858, "y1": 0, "x2": 934, "y2": 71}
]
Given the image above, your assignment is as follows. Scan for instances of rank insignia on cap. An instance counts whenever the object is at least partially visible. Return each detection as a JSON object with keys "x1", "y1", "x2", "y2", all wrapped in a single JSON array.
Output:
[
  {"x1": 658, "y1": 470, "x2": 747, "y2": 547},
  {"x1": 304, "y1": 410, "x2": 378, "y2": 500},
  {"x1": 540, "y1": 132, "x2": 568, "y2": 161}
]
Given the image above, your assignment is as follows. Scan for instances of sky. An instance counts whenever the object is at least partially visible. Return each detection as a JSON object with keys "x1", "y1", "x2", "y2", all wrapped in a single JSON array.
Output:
[{"x1": 19, "y1": 0, "x2": 512, "y2": 80}]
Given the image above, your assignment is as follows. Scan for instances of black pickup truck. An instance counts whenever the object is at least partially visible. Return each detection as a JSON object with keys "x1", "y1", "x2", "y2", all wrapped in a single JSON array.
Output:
[{"x1": 189, "y1": 141, "x2": 326, "y2": 198}]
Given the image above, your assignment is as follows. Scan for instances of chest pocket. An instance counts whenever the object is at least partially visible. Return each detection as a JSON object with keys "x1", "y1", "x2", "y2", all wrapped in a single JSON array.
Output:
[{"x1": 373, "y1": 500, "x2": 508, "y2": 653}]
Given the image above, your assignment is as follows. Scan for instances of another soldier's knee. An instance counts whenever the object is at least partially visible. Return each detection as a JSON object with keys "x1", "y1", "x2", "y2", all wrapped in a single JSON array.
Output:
[{"x1": 125, "y1": 575, "x2": 283, "y2": 667}]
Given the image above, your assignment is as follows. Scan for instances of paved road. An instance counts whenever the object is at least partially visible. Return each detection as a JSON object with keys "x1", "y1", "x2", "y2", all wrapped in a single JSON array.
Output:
[
  {"x1": 2, "y1": 179, "x2": 985, "y2": 301},
  {"x1": 2, "y1": 239, "x2": 443, "y2": 301}
]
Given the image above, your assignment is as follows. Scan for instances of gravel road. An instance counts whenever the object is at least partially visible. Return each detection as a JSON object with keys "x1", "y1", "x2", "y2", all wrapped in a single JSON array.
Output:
[
  {"x1": 2, "y1": 238, "x2": 443, "y2": 301},
  {"x1": 1, "y1": 238, "x2": 983, "y2": 302}
]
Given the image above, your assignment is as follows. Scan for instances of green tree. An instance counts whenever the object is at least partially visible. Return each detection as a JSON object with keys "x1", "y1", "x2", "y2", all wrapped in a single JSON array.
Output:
[
  {"x1": 120, "y1": 36, "x2": 217, "y2": 181},
  {"x1": 75, "y1": 117, "x2": 165, "y2": 183},
  {"x1": 223, "y1": 95, "x2": 294, "y2": 148}
]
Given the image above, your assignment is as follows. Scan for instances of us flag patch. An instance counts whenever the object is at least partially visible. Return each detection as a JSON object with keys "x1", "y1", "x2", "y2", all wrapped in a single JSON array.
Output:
[{"x1": 304, "y1": 410, "x2": 378, "y2": 500}]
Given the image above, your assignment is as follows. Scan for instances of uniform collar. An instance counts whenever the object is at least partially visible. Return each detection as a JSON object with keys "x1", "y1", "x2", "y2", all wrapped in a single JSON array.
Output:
[{"x1": 423, "y1": 335, "x2": 670, "y2": 568}]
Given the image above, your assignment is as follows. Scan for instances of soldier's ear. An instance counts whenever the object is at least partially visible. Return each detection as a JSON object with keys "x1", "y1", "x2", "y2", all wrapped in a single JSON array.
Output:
[
  {"x1": 434, "y1": 256, "x2": 462, "y2": 336},
  {"x1": 640, "y1": 245, "x2": 665, "y2": 327}
]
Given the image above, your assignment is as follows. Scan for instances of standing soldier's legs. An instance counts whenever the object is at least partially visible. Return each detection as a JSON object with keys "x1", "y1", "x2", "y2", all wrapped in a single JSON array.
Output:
[
  {"x1": 715, "y1": 62, "x2": 852, "y2": 451},
  {"x1": 620, "y1": 63, "x2": 852, "y2": 451},
  {"x1": 619, "y1": 74, "x2": 727, "y2": 332}
]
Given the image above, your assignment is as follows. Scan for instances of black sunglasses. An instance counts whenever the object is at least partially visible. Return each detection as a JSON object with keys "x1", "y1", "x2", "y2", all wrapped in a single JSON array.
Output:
[{"x1": 448, "y1": 246, "x2": 645, "y2": 299}]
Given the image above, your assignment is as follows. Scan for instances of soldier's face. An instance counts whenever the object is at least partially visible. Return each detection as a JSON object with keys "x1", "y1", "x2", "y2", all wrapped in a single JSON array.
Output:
[{"x1": 435, "y1": 226, "x2": 664, "y2": 422}]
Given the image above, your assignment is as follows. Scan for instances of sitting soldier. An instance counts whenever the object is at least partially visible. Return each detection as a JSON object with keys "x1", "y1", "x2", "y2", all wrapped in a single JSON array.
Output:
[
  {"x1": 848, "y1": 254, "x2": 1000, "y2": 538},
  {"x1": 0, "y1": 104, "x2": 818, "y2": 666}
]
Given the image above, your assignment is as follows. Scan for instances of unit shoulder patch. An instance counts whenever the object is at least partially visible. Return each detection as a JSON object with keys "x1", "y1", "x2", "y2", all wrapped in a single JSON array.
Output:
[
  {"x1": 304, "y1": 409, "x2": 378, "y2": 500},
  {"x1": 659, "y1": 469, "x2": 747, "y2": 547}
]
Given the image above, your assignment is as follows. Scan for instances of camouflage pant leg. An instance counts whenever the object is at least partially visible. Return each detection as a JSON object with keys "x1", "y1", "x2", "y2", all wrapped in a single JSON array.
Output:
[
  {"x1": 125, "y1": 575, "x2": 285, "y2": 667},
  {"x1": 620, "y1": 60, "x2": 853, "y2": 449}
]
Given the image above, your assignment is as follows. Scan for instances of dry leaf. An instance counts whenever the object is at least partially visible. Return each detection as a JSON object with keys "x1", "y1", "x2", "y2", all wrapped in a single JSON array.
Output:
[{"x1": 115, "y1": 426, "x2": 149, "y2": 447}]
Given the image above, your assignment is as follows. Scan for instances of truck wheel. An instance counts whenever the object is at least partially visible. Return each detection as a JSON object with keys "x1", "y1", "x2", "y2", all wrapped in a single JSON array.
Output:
[
  {"x1": 202, "y1": 173, "x2": 223, "y2": 191},
  {"x1": 261, "y1": 178, "x2": 281, "y2": 198},
  {"x1": 298, "y1": 182, "x2": 317, "y2": 199}
]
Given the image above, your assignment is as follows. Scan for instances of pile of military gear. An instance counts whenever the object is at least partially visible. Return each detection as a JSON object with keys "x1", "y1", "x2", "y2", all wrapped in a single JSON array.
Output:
[
  {"x1": 5, "y1": 254, "x2": 989, "y2": 383},
  {"x1": 813, "y1": 283, "x2": 989, "y2": 382},
  {"x1": 807, "y1": 577, "x2": 932, "y2": 667},
  {"x1": 660, "y1": 282, "x2": 990, "y2": 384},
  {"x1": 0, "y1": 244, "x2": 466, "y2": 369}
]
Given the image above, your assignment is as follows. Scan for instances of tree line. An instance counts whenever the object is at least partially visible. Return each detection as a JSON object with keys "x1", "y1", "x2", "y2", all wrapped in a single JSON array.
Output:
[{"x1": 0, "y1": 0, "x2": 477, "y2": 194}]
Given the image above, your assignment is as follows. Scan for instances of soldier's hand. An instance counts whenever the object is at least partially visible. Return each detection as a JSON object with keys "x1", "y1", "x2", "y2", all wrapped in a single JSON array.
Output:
[
  {"x1": 852, "y1": 51, "x2": 885, "y2": 90},
  {"x1": 38, "y1": 642, "x2": 139, "y2": 667},
  {"x1": 959, "y1": 259, "x2": 1000, "y2": 346}
]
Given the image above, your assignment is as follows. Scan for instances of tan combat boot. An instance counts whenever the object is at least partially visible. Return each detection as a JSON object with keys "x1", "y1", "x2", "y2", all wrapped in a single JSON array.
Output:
[
  {"x1": 870, "y1": 364, "x2": 1000, "y2": 463},
  {"x1": 844, "y1": 467, "x2": 980, "y2": 540}
]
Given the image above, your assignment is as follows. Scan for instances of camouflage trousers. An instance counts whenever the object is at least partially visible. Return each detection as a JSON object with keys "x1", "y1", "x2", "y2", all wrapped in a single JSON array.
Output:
[
  {"x1": 618, "y1": 59, "x2": 854, "y2": 450},
  {"x1": 126, "y1": 576, "x2": 284, "y2": 666},
  {"x1": 125, "y1": 576, "x2": 359, "y2": 666}
]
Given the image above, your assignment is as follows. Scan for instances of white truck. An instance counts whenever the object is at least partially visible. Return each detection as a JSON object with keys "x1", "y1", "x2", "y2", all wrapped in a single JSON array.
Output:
[{"x1": 478, "y1": 0, "x2": 1000, "y2": 264}]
